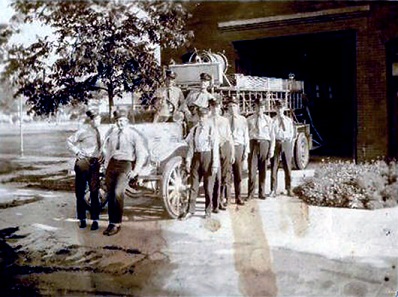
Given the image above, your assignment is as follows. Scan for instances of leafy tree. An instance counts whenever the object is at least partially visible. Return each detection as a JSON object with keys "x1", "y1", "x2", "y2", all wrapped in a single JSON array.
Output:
[{"x1": 1, "y1": 0, "x2": 191, "y2": 117}]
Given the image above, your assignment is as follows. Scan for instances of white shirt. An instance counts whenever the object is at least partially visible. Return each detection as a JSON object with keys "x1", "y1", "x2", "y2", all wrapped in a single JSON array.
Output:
[
  {"x1": 103, "y1": 125, "x2": 148, "y2": 172},
  {"x1": 67, "y1": 124, "x2": 102, "y2": 158},
  {"x1": 153, "y1": 86, "x2": 184, "y2": 117},
  {"x1": 247, "y1": 113, "x2": 273, "y2": 141},
  {"x1": 185, "y1": 118, "x2": 219, "y2": 169},
  {"x1": 272, "y1": 114, "x2": 294, "y2": 141},
  {"x1": 185, "y1": 90, "x2": 215, "y2": 108}
]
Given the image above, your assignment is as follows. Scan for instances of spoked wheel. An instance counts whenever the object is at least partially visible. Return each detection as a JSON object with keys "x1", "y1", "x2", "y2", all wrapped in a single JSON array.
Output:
[
  {"x1": 161, "y1": 156, "x2": 189, "y2": 219},
  {"x1": 294, "y1": 132, "x2": 310, "y2": 170},
  {"x1": 83, "y1": 180, "x2": 108, "y2": 211}
]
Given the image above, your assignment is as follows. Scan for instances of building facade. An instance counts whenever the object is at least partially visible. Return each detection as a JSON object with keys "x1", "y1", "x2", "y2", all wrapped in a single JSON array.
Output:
[{"x1": 163, "y1": 1, "x2": 398, "y2": 161}]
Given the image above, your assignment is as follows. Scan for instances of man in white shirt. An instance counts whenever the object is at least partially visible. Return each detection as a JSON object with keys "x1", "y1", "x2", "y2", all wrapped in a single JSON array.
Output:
[
  {"x1": 180, "y1": 107, "x2": 219, "y2": 219},
  {"x1": 102, "y1": 109, "x2": 148, "y2": 235},
  {"x1": 270, "y1": 100, "x2": 295, "y2": 197},
  {"x1": 152, "y1": 70, "x2": 185, "y2": 123},
  {"x1": 247, "y1": 98, "x2": 274, "y2": 200},
  {"x1": 209, "y1": 96, "x2": 234, "y2": 212},
  {"x1": 226, "y1": 97, "x2": 249, "y2": 206},
  {"x1": 67, "y1": 110, "x2": 103, "y2": 231}
]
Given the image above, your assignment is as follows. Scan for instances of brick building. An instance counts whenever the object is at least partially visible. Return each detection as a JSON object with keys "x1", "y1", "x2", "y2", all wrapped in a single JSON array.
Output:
[{"x1": 163, "y1": 2, "x2": 398, "y2": 161}]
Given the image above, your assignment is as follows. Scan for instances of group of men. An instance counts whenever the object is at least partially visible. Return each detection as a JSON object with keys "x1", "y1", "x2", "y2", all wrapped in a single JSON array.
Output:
[
  {"x1": 180, "y1": 93, "x2": 295, "y2": 219},
  {"x1": 67, "y1": 70, "x2": 295, "y2": 235}
]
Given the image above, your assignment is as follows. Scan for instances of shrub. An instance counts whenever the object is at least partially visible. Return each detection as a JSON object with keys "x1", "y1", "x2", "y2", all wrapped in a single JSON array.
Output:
[{"x1": 294, "y1": 159, "x2": 398, "y2": 209}]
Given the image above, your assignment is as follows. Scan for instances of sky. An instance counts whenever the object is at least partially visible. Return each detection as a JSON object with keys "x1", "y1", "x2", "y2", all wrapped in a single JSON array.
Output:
[{"x1": 0, "y1": 0, "x2": 13, "y2": 24}]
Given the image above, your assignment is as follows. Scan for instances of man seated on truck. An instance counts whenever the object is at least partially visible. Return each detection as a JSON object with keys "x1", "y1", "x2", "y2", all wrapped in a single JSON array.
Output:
[
  {"x1": 152, "y1": 70, "x2": 185, "y2": 123},
  {"x1": 182, "y1": 72, "x2": 215, "y2": 130}
]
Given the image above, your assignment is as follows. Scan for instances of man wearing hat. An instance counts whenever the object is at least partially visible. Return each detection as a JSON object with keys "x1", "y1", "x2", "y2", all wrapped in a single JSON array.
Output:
[
  {"x1": 247, "y1": 97, "x2": 274, "y2": 200},
  {"x1": 270, "y1": 100, "x2": 295, "y2": 197},
  {"x1": 102, "y1": 109, "x2": 148, "y2": 235},
  {"x1": 180, "y1": 106, "x2": 219, "y2": 219},
  {"x1": 152, "y1": 70, "x2": 185, "y2": 123},
  {"x1": 226, "y1": 97, "x2": 249, "y2": 206},
  {"x1": 67, "y1": 109, "x2": 103, "y2": 231},
  {"x1": 183, "y1": 72, "x2": 215, "y2": 126},
  {"x1": 209, "y1": 95, "x2": 234, "y2": 212}
]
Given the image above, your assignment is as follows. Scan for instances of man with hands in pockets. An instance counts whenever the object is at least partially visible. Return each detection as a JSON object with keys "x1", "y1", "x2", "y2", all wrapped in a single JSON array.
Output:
[{"x1": 102, "y1": 109, "x2": 148, "y2": 236}]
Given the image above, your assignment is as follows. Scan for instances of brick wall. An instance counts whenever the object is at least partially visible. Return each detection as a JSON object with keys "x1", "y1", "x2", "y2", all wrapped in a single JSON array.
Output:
[{"x1": 163, "y1": 2, "x2": 398, "y2": 161}]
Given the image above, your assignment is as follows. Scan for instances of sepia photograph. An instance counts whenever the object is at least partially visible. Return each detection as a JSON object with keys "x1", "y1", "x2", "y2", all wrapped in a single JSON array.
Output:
[{"x1": 0, "y1": 1, "x2": 397, "y2": 296}]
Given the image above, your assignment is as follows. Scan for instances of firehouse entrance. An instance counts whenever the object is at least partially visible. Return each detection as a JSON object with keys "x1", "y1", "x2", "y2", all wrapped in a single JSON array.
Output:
[
  {"x1": 387, "y1": 38, "x2": 398, "y2": 159},
  {"x1": 233, "y1": 30, "x2": 356, "y2": 158}
]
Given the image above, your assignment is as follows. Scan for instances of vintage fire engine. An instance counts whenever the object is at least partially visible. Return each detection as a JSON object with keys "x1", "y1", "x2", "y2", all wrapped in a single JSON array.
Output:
[
  {"x1": 169, "y1": 49, "x2": 313, "y2": 170},
  {"x1": 84, "y1": 50, "x2": 317, "y2": 219}
]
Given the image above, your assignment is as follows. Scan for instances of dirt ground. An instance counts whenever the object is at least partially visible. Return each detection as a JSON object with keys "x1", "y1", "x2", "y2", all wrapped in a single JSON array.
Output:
[{"x1": 0, "y1": 125, "x2": 397, "y2": 296}]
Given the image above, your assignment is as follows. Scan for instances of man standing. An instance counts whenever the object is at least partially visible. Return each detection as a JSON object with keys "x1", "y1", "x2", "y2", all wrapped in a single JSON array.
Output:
[
  {"x1": 247, "y1": 98, "x2": 274, "y2": 200},
  {"x1": 183, "y1": 72, "x2": 215, "y2": 126},
  {"x1": 181, "y1": 107, "x2": 219, "y2": 219},
  {"x1": 209, "y1": 96, "x2": 234, "y2": 212},
  {"x1": 270, "y1": 100, "x2": 295, "y2": 197},
  {"x1": 153, "y1": 70, "x2": 185, "y2": 123},
  {"x1": 226, "y1": 97, "x2": 249, "y2": 206},
  {"x1": 102, "y1": 109, "x2": 148, "y2": 235},
  {"x1": 67, "y1": 110, "x2": 103, "y2": 231}
]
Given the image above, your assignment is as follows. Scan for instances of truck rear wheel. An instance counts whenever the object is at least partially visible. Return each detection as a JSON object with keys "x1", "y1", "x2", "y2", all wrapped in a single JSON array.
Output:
[
  {"x1": 161, "y1": 156, "x2": 189, "y2": 219},
  {"x1": 294, "y1": 132, "x2": 309, "y2": 170}
]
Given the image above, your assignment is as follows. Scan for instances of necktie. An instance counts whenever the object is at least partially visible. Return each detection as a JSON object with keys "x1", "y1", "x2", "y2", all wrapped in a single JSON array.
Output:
[
  {"x1": 231, "y1": 116, "x2": 235, "y2": 133},
  {"x1": 279, "y1": 116, "x2": 286, "y2": 131},
  {"x1": 94, "y1": 127, "x2": 101, "y2": 152},
  {"x1": 256, "y1": 115, "x2": 261, "y2": 136},
  {"x1": 116, "y1": 129, "x2": 122, "y2": 150}
]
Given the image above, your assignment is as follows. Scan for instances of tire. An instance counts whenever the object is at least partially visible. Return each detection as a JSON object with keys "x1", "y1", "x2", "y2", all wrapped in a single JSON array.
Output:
[
  {"x1": 161, "y1": 156, "x2": 189, "y2": 219},
  {"x1": 294, "y1": 132, "x2": 310, "y2": 170}
]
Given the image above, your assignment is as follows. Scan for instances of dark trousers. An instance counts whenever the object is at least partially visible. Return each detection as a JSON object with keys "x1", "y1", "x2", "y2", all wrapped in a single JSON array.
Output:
[
  {"x1": 248, "y1": 139, "x2": 271, "y2": 199},
  {"x1": 232, "y1": 144, "x2": 244, "y2": 203},
  {"x1": 271, "y1": 140, "x2": 293, "y2": 192},
  {"x1": 74, "y1": 158, "x2": 100, "y2": 221},
  {"x1": 188, "y1": 151, "x2": 215, "y2": 215},
  {"x1": 212, "y1": 142, "x2": 233, "y2": 208},
  {"x1": 105, "y1": 158, "x2": 133, "y2": 224}
]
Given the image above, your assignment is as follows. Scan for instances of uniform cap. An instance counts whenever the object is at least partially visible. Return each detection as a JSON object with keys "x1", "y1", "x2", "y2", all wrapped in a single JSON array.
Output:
[
  {"x1": 274, "y1": 100, "x2": 284, "y2": 109},
  {"x1": 200, "y1": 72, "x2": 212, "y2": 81},
  {"x1": 226, "y1": 96, "x2": 239, "y2": 106},
  {"x1": 208, "y1": 95, "x2": 222, "y2": 106},
  {"x1": 113, "y1": 109, "x2": 129, "y2": 120},
  {"x1": 86, "y1": 109, "x2": 99, "y2": 119},
  {"x1": 198, "y1": 107, "x2": 210, "y2": 116},
  {"x1": 255, "y1": 97, "x2": 266, "y2": 106},
  {"x1": 166, "y1": 70, "x2": 177, "y2": 79}
]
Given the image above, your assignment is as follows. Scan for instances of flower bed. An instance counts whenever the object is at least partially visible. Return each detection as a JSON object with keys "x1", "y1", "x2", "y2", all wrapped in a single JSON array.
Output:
[{"x1": 294, "y1": 159, "x2": 398, "y2": 209}]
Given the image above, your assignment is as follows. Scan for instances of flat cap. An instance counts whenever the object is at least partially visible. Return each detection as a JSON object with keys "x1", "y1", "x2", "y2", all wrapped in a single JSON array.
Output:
[
  {"x1": 200, "y1": 72, "x2": 212, "y2": 81},
  {"x1": 113, "y1": 109, "x2": 129, "y2": 119}
]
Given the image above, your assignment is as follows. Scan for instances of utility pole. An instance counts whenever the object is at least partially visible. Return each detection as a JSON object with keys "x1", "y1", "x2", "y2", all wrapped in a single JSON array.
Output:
[{"x1": 19, "y1": 96, "x2": 24, "y2": 157}]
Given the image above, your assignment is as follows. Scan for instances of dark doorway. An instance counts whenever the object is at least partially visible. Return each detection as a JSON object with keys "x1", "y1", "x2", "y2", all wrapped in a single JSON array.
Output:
[
  {"x1": 386, "y1": 38, "x2": 398, "y2": 159},
  {"x1": 233, "y1": 30, "x2": 357, "y2": 158}
]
